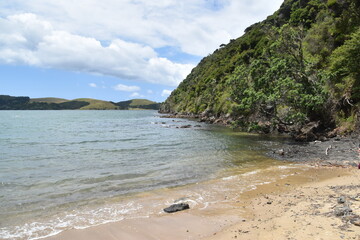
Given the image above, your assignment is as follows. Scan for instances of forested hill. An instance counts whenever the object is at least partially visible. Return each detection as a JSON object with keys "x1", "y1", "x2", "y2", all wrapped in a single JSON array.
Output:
[
  {"x1": 0, "y1": 95, "x2": 160, "y2": 110},
  {"x1": 161, "y1": 0, "x2": 360, "y2": 140}
]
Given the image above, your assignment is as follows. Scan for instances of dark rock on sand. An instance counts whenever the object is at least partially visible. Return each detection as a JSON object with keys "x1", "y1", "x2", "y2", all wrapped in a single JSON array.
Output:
[
  {"x1": 164, "y1": 203, "x2": 190, "y2": 213},
  {"x1": 334, "y1": 206, "x2": 352, "y2": 217},
  {"x1": 337, "y1": 196, "x2": 346, "y2": 204}
]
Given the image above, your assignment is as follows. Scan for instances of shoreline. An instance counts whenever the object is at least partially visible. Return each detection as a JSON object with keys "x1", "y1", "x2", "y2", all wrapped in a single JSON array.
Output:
[
  {"x1": 44, "y1": 164, "x2": 360, "y2": 240},
  {"x1": 158, "y1": 112, "x2": 360, "y2": 142}
]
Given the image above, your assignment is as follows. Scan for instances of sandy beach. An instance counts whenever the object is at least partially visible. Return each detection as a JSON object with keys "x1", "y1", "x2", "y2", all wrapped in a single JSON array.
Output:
[
  {"x1": 44, "y1": 164, "x2": 360, "y2": 240},
  {"x1": 205, "y1": 167, "x2": 360, "y2": 240}
]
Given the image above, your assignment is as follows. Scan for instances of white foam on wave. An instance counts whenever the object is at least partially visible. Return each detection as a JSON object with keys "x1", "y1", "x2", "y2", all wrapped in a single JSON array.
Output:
[
  {"x1": 199, "y1": 202, "x2": 209, "y2": 210},
  {"x1": 279, "y1": 173, "x2": 296, "y2": 179},
  {"x1": 278, "y1": 164, "x2": 315, "y2": 170},
  {"x1": 0, "y1": 201, "x2": 143, "y2": 240},
  {"x1": 277, "y1": 165, "x2": 295, "y2": 169},
  {"x1": 241, "y1": 170, "x2": 260, "y2": 176},
  {"x1": 247, "y1": 180, "x2": 273, "y2": 191},
  {"x1": 222, "y1": 175, "x2": 237, "y2": 181}
]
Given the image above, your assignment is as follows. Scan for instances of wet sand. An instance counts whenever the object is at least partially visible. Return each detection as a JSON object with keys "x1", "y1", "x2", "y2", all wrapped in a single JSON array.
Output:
[{"x1": 44, "y1": 165, "x2": 360, "y2": 240}]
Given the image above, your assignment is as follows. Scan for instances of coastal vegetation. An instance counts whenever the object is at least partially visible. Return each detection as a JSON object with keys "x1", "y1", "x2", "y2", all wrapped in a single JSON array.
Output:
[
  {"x1": 0, "y1": 95, "x2": 160, "y2": 110},
  {"x1": 160, "y1": 0, "x2": 360, "y2": 140}
]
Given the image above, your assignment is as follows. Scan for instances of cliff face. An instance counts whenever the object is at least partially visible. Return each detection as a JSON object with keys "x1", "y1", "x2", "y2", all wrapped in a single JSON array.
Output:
[{"x1": 161, "y1": 0, "x2": 360, "y2": 139}]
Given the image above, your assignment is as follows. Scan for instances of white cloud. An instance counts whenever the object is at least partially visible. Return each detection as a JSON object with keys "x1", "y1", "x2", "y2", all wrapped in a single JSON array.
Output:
[
  {"x1": 113, "y1": 83, "x2": 140, "y2": 92},
  {"x1": 89, "y1": 83, "x2": 97, "y2": 88},
  {"x1": 0, "y1": 0, "x2": 283, "y2": 56},
  {"x1": 0, "y1": 13, "x2": 194, "y2": 86},
  {"x1": 147, "y1": 90, "x2": 153, "y2": 94},
  {"x1": 0, "y1": 0, "x2": 284, "y2": 86},
  {"x1": 161, "y1": 89, "x2": 172, "y2": 97}
]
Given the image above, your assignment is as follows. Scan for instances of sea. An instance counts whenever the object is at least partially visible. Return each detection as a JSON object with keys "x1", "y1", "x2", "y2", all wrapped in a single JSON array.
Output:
[{"x1": 0, "y1": 110, "x2": 301, "y2": 239}]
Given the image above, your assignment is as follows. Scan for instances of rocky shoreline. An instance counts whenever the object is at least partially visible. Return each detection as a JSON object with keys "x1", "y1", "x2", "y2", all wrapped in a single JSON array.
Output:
[
  {"x1": 270, "y1": 134, "x2": 360, "y2": 167},
  {"x1": 159, "y1": 112, "x2": 360, "y2": 168},
  {"x1": 158, "y1": 110, "x2": 360, "y2": 142}
]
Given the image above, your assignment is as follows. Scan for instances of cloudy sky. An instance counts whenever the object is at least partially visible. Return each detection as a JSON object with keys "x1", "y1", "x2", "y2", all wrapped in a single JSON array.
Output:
[{"x1": 0, "y1": 0, "x2": 283, "y2": 102}]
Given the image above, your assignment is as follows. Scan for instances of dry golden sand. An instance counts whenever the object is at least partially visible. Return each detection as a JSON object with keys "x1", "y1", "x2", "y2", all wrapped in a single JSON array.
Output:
[
  {"x1": 205, "y1": 168, "x2": 360, "y2": 240},
  {"x1": 45, "y1": 167, "x2": 360, "y2": 240}
]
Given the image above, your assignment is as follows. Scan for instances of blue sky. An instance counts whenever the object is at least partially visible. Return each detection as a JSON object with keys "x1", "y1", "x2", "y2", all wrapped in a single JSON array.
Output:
[{"x1": 0, "y1": 0, "x2": 283, "y2": 102}]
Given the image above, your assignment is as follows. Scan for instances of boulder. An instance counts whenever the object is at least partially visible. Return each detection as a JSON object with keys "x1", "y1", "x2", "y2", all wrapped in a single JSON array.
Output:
[{"x1": 163, "y1": 203, "x2": 190, "y2": 213}]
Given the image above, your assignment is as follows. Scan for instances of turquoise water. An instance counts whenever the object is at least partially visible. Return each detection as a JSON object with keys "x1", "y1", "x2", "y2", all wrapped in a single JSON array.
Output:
[{"x1": 0, "y1": 110, "x2": 283, "y2": 239}]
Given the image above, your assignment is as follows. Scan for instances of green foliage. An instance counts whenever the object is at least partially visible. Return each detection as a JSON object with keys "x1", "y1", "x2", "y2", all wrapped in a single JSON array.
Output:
[
  {"x1": 335, "y1": 110, "x2": 357, "y2": 134},
  {"x1": 228, "y1": 24, "x2": 327, "y2": 125},
  {"x1": 303, "y1": 16, "x2": 336, "y2": 67},
  {"x1": 327, "y1": 0, "x2": 337, "y2": 7},
  {"x1": 290, "y1": 0, "x2": 326, "y2": 27},
  {"x1": 330, "y1": 27, "x2": 360, "y2": 102}
]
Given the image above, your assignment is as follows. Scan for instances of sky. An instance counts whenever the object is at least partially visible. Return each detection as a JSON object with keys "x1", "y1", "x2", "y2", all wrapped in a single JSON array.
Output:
[{"x1": 0, "y1": 0, "x2": 283, "y2": 102}]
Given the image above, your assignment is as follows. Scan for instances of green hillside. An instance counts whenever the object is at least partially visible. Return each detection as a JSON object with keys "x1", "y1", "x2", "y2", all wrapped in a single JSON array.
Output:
[
  {"x1": 129, "y1": 99, "x2": 156, "y2": 106},
  {"x1": 114, "y1": 99, "x2": 160, "y2": 110},
  {"x1": 161, "y1": 0, "x2": 360, "y2": 140},
  {"x1": 74, "y1": 98, "x2": 120, "y2": 110},
  {"x1": 30, "y1": 97, "x2": 69, "y2": 104}
]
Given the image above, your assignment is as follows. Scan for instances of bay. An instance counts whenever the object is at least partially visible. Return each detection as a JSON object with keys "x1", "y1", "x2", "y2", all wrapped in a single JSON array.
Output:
[{"x1": 0, "y1": 110, "x2": 285, "y2": 239}]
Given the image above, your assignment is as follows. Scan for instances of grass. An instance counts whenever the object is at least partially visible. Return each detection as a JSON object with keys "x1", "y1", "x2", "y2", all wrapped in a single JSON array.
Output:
[
  {"x1": 129, "y1": 99, "x2": 157, "y2": 106},
  {"x1": 74, "y1": 98, "x2": 119, "y2": 110}
]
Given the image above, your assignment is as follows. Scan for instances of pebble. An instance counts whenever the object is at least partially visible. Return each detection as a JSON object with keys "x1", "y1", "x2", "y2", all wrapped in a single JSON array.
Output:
[{"x1": 337, "y1": 196, "x2": 346, "y2": 204}]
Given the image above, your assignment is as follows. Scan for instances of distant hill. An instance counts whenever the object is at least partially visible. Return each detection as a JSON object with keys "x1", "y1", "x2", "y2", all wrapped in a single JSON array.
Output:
[
  {"x1": 0, "y1": 95, "x2": 89, "y2": 110},
  {"x1": 0, "y1": 95, "x2": 160, "y2": 110},
  {"x1": 30, "y1": 98, "x2": 69, "y2": 104},
  {"x1": 114, "y1": 99, "x2": 160, "y2": 110},
  {"x1": 74, "y1": 98, "x2": 119, "y2": 110}
]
